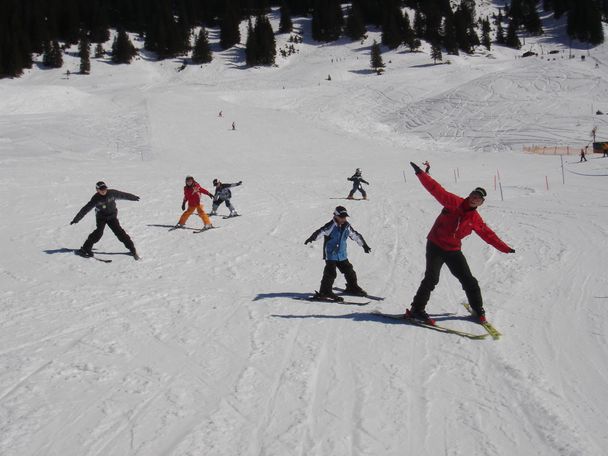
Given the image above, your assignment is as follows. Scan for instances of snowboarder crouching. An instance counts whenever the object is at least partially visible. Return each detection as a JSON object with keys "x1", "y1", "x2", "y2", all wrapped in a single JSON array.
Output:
[
  {"x1": 305, "y1": 206, "x2": 371, "y2": 301},
  {"x1": 70, "y1": 181, "x2": 140, "y2": 259},
  {"x1": 210, "y1": 179, "x2": 242, "y2": 217},
  {"x1": 177, "y1": 176, "x2": 213, "y2": 229},
  {"x1": 347, "y1": 168, "x2": 369, "y2": 200},
  {"x1": 406, "y1": 162, "x2": 514, "y2": 325}
]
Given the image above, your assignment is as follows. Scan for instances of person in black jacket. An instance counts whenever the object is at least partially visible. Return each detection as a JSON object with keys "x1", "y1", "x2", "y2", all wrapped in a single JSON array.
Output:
[
  {"x1": 210, "y1": 178, "x2": 242, "y2": 217},
  {"x1": 347, "y1": 168, "x2": 369, "y2": 200},
  {"x1": 70, "y1": 181, "x2": 140, "y2": 259}
]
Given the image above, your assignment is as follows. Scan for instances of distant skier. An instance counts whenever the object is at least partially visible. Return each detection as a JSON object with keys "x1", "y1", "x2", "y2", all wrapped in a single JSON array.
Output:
[
  {"x1": 346, "y1": 168, "x2": 369, "y2": 200},
  {"x1": 405, "y1": 162, "x2": 515, "y2": 325},
  {"x1": 579, "y1": 148, "x2": 587, "y2": 162},
  {"x1": 210, "y1": 178, "x2": 242, "y2": 217},
  {"x1": 423, "y1": 160, "x2": 431, "y2": 174},
  {"x1": 70, "y1": 181, "x2": 140, "y2": 259},
  {"x1": 232, "y1": 121, "x2": 236, "y2": 130},
  {"x1": 218, "y1": 110, "x2": 223, "y2": 117},
  {"x1": 304, "y1": 206, "x2": 371, "y2": 301},
  {"x1": 176, "y1": 176, "x2": 214, "y2": 229}
]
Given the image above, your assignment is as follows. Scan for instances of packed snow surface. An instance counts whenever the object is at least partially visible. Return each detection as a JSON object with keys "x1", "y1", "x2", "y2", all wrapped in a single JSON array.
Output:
[{"x1": 1, "y1": 15, "x2": 608, "y2": 456}]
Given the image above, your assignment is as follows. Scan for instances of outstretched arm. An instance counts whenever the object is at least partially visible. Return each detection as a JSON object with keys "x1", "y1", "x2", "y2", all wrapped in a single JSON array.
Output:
[
  {"x1": 416, "y1": 171, "x2": 462, "y2": 208},
  {"x1": 305, "y1": 221, "x2": 334, "y2": 244},
  {"x1": 71, "y1": 198, "x2": 96, "y2": 224},
  {"x1": 474, "y1": 220, "x2": 513, "y2": 253},
  {"x1": 111, "y1": 190, "x2": 140, "y2": 201},
  {"x1": 348, "y1": 226, "x2": 371, "y2": 252}
]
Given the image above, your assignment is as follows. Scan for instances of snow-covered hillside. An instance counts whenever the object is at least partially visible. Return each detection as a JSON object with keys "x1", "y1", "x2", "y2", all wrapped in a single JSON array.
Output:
[{"x1": 1, "y1": 10, "x2": 608, "y2": 456}]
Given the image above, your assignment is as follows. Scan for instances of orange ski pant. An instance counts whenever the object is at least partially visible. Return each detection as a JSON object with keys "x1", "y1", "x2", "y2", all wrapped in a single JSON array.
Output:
[{"x1": 178, "y1": 204, "x2": 211, "y2": 226}]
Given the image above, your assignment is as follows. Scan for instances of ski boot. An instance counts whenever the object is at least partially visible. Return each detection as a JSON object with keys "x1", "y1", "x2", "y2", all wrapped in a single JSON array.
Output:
[
  {"x1": 343, "y1": 285, "x2": 367, "y2": 297},
  {"x1": 75, "y1": 248, "x2": 93, "y2": 258},
  {"x1": 405, "y1": 308, "x2": 436, "y2": 326},
  {"x1": 314, "y1": 291, "x2": 344, "y2": 302}
]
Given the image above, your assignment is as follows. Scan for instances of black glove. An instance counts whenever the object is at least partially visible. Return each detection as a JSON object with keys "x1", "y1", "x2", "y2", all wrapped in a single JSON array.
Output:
[
  {"x1": 410, "y1": 162, "x2": 422, "y2": 174},
  {"x1": 134, "y1": 196, "x2": 140, "y2": 201},
  {"x1": 237, "y1": 181, "x2": 242, "y2": 185},
  {"x1": 509, "y1": 248, "x2": 515, "y2": 253},
  {"x1": 363, "y1": 244, "x2": 371, "y2": 253},
  {"x1": 70, "y1": 220, "x2": 77, "y2": 225},
  {"x1": 209, "y1": 194, "x2": 213, "y2": 199},
  {"x1": 181, "y1": 202, "x2": 186, "y2": 210},
  {"x1": 304, "y1": 237, "x2": 314, "y2": 245}
]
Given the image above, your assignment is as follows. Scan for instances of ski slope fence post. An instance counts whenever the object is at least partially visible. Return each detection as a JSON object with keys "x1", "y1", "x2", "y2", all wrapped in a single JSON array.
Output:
[
  {"x1": 560, "y1": 155, "x2": 565, "y2": 184},
  {"x1": 457, "y1": 167, "x2": 460, "y2": 178},
  {"x1": 499, "y1": 182, "x2": 504, "y2": 201},
  {"x1": 545, "y1": 176, "x2": 549, "y2": 191},
  {"x1": 454, "y1": 169, "x2": 457, "y2": 183},
  {"x1": 402, "y1": 170, "x2": 407, "y2": 183}
]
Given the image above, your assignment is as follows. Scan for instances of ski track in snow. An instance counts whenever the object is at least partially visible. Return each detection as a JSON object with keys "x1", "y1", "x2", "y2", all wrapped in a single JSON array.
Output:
[{"x1": 2, "y1": 12, "x2": 608, "y2": 456}]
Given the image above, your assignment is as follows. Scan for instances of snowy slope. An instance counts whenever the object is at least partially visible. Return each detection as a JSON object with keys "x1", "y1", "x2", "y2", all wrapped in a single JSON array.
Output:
[{"x1": 1, "y1": 11, "x2": 608, "y2": 456}]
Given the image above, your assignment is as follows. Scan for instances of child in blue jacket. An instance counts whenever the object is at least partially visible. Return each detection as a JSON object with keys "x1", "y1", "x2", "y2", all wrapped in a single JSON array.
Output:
[{"x1": 305, "y1": 206, "x2": 371, "y2": 301}]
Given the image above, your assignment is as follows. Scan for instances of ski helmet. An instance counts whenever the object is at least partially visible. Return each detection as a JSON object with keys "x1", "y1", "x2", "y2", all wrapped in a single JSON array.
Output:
[
  {"x1": 334, "y1": 206, "x2": 349, "y2": 217},
  {"x1": 471, "y1": 187, "x2": 487, "y2": 198},
  {"x1": 213, "y1": 178, "x2": 219, "y2": 186},
  {"x1": 95, "y1": 181, "x2": 107, "y2": 190}
]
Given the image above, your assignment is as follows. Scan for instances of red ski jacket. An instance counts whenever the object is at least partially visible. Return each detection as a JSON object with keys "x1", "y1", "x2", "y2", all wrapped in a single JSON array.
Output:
[
  {"x1": 417, "y1": 172, "x2": 512, "y2": 253},
  {"x1": 183, "y1": 181, "x2": 212, "y2": 207}
]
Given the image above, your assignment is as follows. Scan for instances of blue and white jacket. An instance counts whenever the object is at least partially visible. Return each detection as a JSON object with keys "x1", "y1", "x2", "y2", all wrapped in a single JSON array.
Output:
[{"x1": 308, "y1": 220, "x2": 367, "y2": 261}]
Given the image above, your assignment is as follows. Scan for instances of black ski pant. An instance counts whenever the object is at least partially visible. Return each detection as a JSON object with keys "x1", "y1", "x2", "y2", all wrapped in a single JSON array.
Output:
[
  {"x1": 319, "y1": 259, "x2": 358, "y2": 294},
  {"x1": 348, "y1": 183, "x2": 366, "y2": 198},
  {"x1": 411, "y1": 241, "x2": 484, "y2": 315},
  {"x1": 82, "y1": 216, "x2": 135, "y2": 253}
]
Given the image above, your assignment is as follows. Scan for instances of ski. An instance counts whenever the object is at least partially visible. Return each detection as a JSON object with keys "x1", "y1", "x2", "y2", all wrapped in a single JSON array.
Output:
[
  {"x1": 192, "y1": 226, "x2": 219, "y2": 234},
  {"x1": 168, "y1": 225, "x2": 198, "y2": 231},
  {"x1": 333, "y1": 287, "x2": 384, "y2": 301},
  {"x1": 373, "y1": 311, "x2": 488, "y2": 340},
  {"x1": 222, "y1": 214, "x2": 241, "y2": 219},
  {"x1": 293, "y1": 292, "x2": 370, "y2": 306},
  {"x1": 329, "y1": 197, "x2": 368, "y2": 201},
  {"x1": 463, "y1": 303, "x2": 501, "y2": 340},
  {"x1": 74, "y1": 250, "x2": 112, "y2": 263}
]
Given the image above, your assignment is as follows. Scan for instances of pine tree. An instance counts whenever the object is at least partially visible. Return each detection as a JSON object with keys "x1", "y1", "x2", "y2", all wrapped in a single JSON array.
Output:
[
  {"x1": 245, "y1": 18, "x2": 257, "y2": 66},
  {"x1": 220, "y1": 0, "x2": 241, "y2": 49},
  {"x1": 95, "y1": 43, "x2": 104, "y2": 58},
  {"x1": 345, "y1": 4, "x2": 366, "y2": 41},
  {"x1": 505, "y1": 19, "x2": 521, "y2": 49},
  {"x1": 414, "y1": 10, "x2": 425, "y2": 38},
  {"x1": 442, "y1": 15, "x2": 459, "y2": 55},
  {"x1": 279, "y1": 1, "x2": 293, "y2": 33},
  {"x1": 42, "y1": 41, "x2": 53, "y2": 67},
  {"x1": 51, "y1": 40, "x2": 63, "y2": 68},
  {"x1": 112, "y1": 29, "x2": 137, "y2": 64},
  {"x1": 192, "y1": 28, "x2": 212, "y2": 64},
  {"x1": 496, "y1": 20, "x2": 506, "y2": 44},
  {"x1": 370, "y1": 40, "x2": 384, "y2": 71},
  {"x1": 255, "y1": 15, "x2": 276, "y2": 65},
  {"x1": 481, "y1": 17, "x2": 492, "y2": 50},
  {"x1": 79, "y1": 31, "x2": 91, "y2": 74},
  {"x1": 431, "y1": 40, "x2": 443, "y2": 64},
  {"x1": 381, "y1": 3, "x2": 404, "y2": 49},
  {"x1": 311, "y1": 0, "x2": 344, "y2": 42}
]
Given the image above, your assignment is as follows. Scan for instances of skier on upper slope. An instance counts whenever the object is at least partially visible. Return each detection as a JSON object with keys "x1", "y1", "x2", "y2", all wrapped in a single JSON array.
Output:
[
  {"x1": 176, "y1": 176, "x2": 214, "y2": 229},
  {"x1": 346, "y1": 168, "x2": 369, "y2": 200},
  {"x1": 305, "y1": 206, "x2": 371, "y2": 301},
  {"x1": 405, "y1": 162, "x2": 515, "y2": 325},
  {"x1": 70, "y1": 181, "x2": 140, "y2": 259},
  {"x1": 210, "y1": 178, "x2": 242, "y2": 217}
]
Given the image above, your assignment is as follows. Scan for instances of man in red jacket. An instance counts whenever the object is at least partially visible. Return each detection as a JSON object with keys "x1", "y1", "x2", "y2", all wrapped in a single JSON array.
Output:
[
  {"x1": 176, "y1": 176, "x2": 214, "y2": 229},
  {"x1": 406, "y1": 162, "x2": 515, "y2": 325}
]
